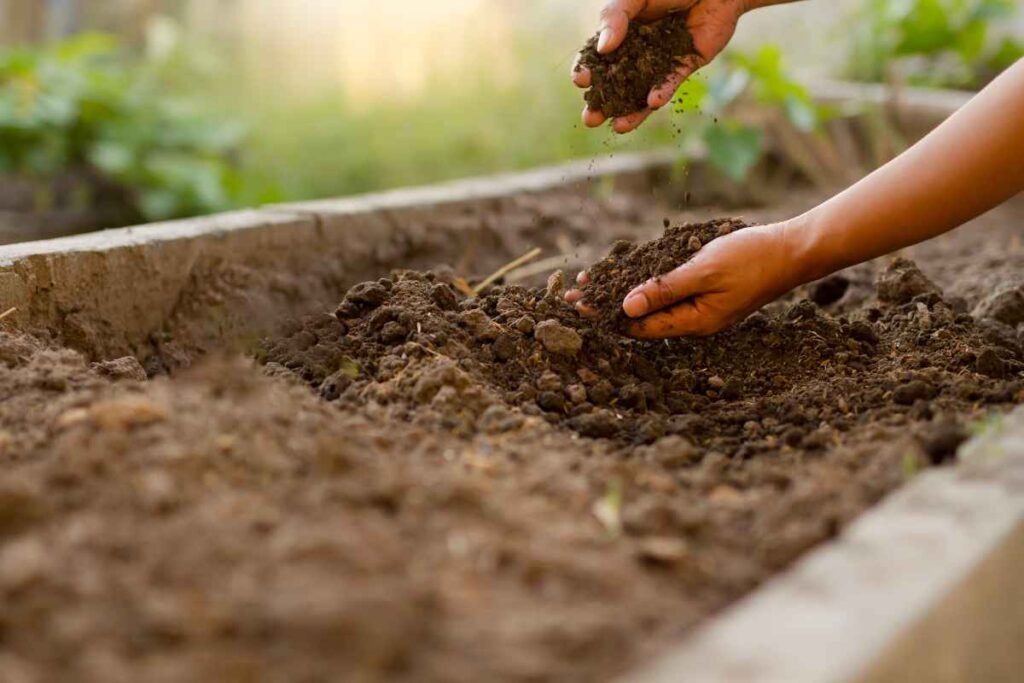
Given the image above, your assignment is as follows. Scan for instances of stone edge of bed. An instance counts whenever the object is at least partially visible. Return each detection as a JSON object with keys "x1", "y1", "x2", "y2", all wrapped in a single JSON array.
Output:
[{"x1": 626, "y1": 407, "x2": 1024, "y2": 683}]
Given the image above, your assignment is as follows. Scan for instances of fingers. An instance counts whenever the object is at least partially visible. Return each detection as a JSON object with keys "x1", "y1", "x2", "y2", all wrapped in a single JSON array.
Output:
[
  {"x1": 566, "y1": 272, "x2": 597, "y2": 318},
  {"x1": 584, "y1": 107, "x2": 648, "y2": 133},
  {"x1": 598, "y1": 0, "x2": 646, "y2": 54},
  {"x1": 564, "y1": 289, "x2": 597, "y2": 318},
  {"x1": 648, "y1": 61, "x2": 698, "y2": 109},
  {"x1": 622, "y1": 261, "x2": 705, "y2": 318},
  {"x1": 611, "y1": 109, "x2": 652, "y2": 134},
  {"x1": 627, "y1": 301, "x2": 718, "y2": 339},
  {"x1": 582, "y1": 107, "x2": 607, "y2": 128},
  {"x1": 597, "y1": 6, "x2": 628, "y2": 54},
  {"x1": 571, "y1": 56, "x2": 591, "y2": 88}
]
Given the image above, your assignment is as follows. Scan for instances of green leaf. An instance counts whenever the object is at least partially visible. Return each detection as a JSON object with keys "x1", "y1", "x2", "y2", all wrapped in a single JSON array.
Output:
[
  {"x1": 89, "y1": 141, "x2": 135, "y2": 175},
  {"x1": 988, "y1": 37, "x2": 1024, "y2": 70},
  {"x1": 139, "y1": 188, "x2": 182, "y2": 221},
  {"x1": 706, "y1": 69, "x2": 749, "y2": 112},
  {"x1": 54, "y1": 33, "x2": 119, "y2": 63},
  {"x1": 704, "y1": 123, "x2": 763, "y2": 182},
  {"x1": 971, "y1": 0, "x2": 1016, "y2": 22},
  {"x1": 784, "y1": 95, "x2": 819, "y2": 131},
  {"x1": 673, "y1": 75, "x2": 708, "y2": 113},
  {"x1": 895, "y1": 0, "x2": 954, "y2": 55}
]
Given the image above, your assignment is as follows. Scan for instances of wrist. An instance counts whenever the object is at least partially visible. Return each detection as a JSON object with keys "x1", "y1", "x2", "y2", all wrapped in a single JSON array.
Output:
[
  {"x1": 776, "y1": 211, "x2": 832, "y2": 288},
  {"x1": 739, "y1": 0, "x2": 760, "y2": 15}
]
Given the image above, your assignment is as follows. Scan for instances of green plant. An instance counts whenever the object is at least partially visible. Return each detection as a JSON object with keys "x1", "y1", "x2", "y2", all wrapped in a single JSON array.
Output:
[
  {"x1": 0, "y1": 24, "x2": 267, "y2": 222},
  {"x1": 671, "y1": 45, "x2": 824, "y2": 182},
  {"x1": 846, "y1": 0, "x2": 1024, "y2": 88}
]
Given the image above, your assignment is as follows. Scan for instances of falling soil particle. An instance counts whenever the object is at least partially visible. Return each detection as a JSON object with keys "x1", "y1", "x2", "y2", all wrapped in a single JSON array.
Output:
[{"x1": 578, "y1": 12, "x2": 699, "y2": 118}]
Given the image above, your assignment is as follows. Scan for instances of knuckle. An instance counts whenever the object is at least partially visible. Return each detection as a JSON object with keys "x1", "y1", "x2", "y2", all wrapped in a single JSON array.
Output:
[
  {"x1": 599, "y1": 4, "x2": 628, "y2": 25},
  {"x1": 653, "y1": 278, "x2": 676, "y2": 305}
]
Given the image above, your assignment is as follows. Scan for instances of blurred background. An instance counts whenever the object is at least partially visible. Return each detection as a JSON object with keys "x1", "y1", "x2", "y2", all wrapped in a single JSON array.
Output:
[{"x1": 0, "y1": 0, "x2": 1021, "y2": 241}]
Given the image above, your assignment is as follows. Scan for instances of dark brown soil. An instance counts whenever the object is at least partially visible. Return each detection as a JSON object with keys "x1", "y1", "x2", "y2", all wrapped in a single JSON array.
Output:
[
  {"x1": 578, "y1": 12, "x2": 698, "y2": 118},
  {"x1": 582, "y1": 217, "x2": 746, "y2": 329},
  {"x1": 1, "y1": 190, "x2": 1023, "y2": 683},
  {"x1": 264, "y1": 221, "x2": 1022, "y2": 450}
]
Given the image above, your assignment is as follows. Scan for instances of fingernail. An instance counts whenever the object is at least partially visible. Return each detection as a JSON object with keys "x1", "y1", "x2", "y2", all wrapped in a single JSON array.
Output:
[
  {"x1": 597, "y1": 27, "x2": 613, "y2": 53},
  {"x1": 623, "y1": 292, "x2": 647, "y2": 318}
]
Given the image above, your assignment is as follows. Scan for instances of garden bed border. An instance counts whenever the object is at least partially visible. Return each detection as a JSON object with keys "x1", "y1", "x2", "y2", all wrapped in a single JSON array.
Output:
[{"x1": 629, "y1": 410, "x2": 1024, "y2": 683}]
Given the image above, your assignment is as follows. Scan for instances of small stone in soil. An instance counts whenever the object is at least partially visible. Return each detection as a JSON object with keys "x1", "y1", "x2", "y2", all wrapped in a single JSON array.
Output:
[
  {"x1": 972, "y1": 284, "x2": 1024, "y2": 326},
  {"x1": 535, "y1": 320, "x2": 583, "y2": 356},
  {"x1": 975, "y1": 348, "x2": 1007, "y2": 378},
  {"x1": 876, "y1": 258, "x2": 940, "y2": 305}
]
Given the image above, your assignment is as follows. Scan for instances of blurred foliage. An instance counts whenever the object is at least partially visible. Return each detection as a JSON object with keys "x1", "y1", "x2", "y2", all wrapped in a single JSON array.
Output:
[
  {"x1": 671, "y1": 46, "x2": 825, "y2": 182},
  {"x1": 243, "y1": 44, "x2": 822, "y2": 201},
  {"x1": 0, "y1": 22, "x2": 274, "y2": 221},
  {"x1": 0, "y1": 13, "x2": 848, "y2": 224},
  {"x1": 846, "y1": 0, "x2": 1023, "y2": 88},
  {"x1": 234, "y1": 30, "x2": 679, "y2": 203}
]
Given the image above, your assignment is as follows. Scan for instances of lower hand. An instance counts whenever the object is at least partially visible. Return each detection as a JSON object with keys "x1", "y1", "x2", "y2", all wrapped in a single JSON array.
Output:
[{"x1": 566, "y1": 222, "x2": 805, "y2": 338}]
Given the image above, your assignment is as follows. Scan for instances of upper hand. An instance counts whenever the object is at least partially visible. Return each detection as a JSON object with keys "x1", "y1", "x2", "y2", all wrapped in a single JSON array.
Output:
[
  {"x1": 572, "y1": 0, "x2": 747, "y2": 134},
  {"x1": 566, "y1": 222, "x2": 804, "y2": 338}
]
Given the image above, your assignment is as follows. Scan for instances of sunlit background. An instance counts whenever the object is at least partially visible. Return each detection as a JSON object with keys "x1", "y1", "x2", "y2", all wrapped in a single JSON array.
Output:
[{"x1": 0, "y1": 0, "x2": 1021, "y2": 238}]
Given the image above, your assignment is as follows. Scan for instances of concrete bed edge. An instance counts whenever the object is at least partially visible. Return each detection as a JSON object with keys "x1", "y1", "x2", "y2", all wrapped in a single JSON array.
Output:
[{"x1": 626, "y1": 408, "x2": 1024, "y2": 683}]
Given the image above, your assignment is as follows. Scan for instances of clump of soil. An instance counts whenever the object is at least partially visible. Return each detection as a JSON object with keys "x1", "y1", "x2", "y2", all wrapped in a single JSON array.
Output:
[
  {"x1": 578, "y1": 12, "x2": 698, "y2": 118},
  {"x1": 582, "y1": 217, "x2": 746, "y2": 329}
]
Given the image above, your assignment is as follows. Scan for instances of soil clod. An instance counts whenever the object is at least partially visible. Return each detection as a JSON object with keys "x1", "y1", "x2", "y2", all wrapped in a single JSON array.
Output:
[
  {"x1": 578, "y1": 12, "x2": 699, "y2": 118},
  {"x1": 581, "y1": 218, "x2": 746, "y2": 329}
]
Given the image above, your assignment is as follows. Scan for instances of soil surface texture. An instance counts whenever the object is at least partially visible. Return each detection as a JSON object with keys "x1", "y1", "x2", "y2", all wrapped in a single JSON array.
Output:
[
  {"x1": 578, "y1": 12, "x2": 698, "y2": 118},
  {"x1": 2, "y1": 189, "x2": 1023, "y2": 683}
]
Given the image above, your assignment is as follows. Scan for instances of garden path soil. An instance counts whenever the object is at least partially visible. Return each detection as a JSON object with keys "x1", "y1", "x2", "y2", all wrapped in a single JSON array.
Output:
[{"x1": 2, "y1": 191, "x2": 1024, "y2": 682}]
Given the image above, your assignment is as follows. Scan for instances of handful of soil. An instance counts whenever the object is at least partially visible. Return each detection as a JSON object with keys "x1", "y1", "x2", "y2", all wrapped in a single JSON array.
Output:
[
  {"x1": 582, "y1": 218, "x2": 747, "y2": 330},
  {"x1": 577, "y1": 12, "x2": 699, "y2": 118}
]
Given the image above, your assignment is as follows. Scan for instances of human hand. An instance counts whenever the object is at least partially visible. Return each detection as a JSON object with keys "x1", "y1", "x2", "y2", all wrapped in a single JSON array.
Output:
[
  {"x1": 566, "y1": 222, "x2": 806, "y2": 338},
  {"x1": 572, "y1": 0, "x2": 747, "y2": 133}
]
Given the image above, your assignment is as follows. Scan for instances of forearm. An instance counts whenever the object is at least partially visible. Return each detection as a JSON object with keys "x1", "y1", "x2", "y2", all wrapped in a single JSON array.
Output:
[{"x1": 789, "y1": 59, "x2": 1024, "y2": 284}]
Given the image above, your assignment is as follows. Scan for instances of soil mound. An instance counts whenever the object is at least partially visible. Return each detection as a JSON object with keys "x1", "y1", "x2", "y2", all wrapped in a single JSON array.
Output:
[
  {"x1": 263, "y1": 218, "x2": 1022, "y2": 456},
  {"x1": 578, "y1": 12, "x2": 698, "y2": 118}
]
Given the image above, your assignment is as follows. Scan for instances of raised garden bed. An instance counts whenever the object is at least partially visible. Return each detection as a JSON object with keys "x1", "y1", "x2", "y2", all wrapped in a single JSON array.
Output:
[{"x1": 0, "y1": 83, "x2": 1021, "y2": 682}]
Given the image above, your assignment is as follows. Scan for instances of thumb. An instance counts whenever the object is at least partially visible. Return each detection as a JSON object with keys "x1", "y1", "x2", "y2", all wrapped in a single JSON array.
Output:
[
  {"x1": 598, "y1": 0, "x2": 647, "y2": 53},
  {"x1": 622, "y1": 260, "x2": 706, "y2": 318}
]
